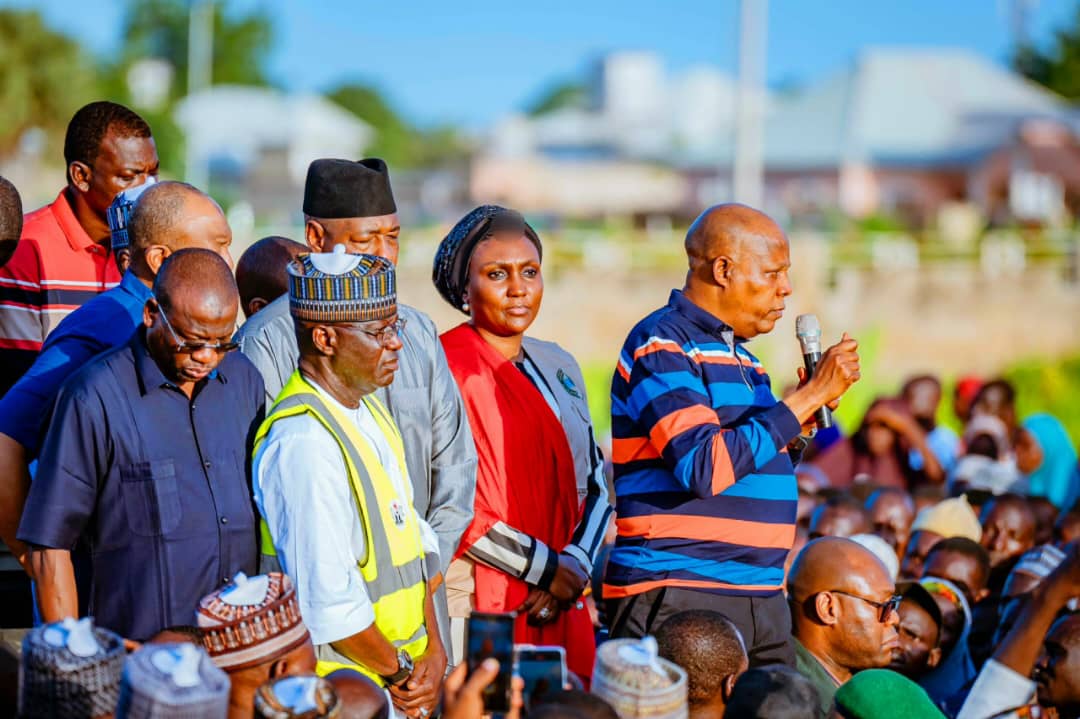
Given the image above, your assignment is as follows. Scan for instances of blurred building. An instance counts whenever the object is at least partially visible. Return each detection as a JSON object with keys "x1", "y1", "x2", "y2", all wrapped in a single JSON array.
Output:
[
  {"x1": 477, "y1": 48, "x2": 1080, "y2": 228},
  {"x1": 175, "y1": 86, "x2": 374, "y2": 224}
]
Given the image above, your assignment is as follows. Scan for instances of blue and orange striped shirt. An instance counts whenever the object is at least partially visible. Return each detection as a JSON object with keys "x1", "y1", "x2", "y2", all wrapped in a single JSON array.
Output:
[{"x1": 604, "y1": 290, "x2": 802, "y2": 598}]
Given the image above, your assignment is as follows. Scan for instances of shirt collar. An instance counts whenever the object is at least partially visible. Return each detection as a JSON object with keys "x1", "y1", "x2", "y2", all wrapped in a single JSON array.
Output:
[
  {"x1": 51, "y1": 189, "x2": 102, "y2": 255},
  {"x1": 131, "y1": 328, "x2": 226, "y2": 397},
  {"x1": 667, "y1": 289, "x2": 745, "y2": 343},
  {"x1": 119, "y1": 270, "x2": 153, "y2": 304}
]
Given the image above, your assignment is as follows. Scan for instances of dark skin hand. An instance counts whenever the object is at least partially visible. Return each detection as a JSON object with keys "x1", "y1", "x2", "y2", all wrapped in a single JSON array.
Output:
[{"x1": 388, "y1": 589, "x2": 447, "y2": 717}]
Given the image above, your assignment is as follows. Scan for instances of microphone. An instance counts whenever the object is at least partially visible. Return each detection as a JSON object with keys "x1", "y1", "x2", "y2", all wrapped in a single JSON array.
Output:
[{"x1": 795, "y1": 314, "x2": 833, "y2": 430}]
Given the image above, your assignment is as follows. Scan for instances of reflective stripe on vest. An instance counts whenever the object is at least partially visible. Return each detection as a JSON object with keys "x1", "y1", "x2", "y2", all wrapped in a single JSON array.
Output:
[{"x1": 253, "y1": 372, "x2": 428, "y2": 682}]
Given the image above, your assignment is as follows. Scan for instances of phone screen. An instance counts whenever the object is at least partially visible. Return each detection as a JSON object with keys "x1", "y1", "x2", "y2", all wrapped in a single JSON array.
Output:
[
  {"x1": 515, "y1": 646, "x2": 567, "y2": 710},
  {"x1": 466, "y1": 612, "x2": 515, "y2": 713}
]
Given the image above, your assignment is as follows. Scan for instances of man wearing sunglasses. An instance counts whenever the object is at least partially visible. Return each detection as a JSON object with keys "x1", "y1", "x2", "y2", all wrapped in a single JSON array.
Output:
[
  {"x1": 17, "y1": 249, "x2": 262, "y2": 644},
  {"x1": 787, "y1": 536, "x2": 902, "y2": 718}
]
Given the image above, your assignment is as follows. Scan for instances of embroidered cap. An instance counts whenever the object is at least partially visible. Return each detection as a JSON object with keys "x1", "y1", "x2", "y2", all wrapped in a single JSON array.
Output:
[
  {"x1": 196, "y1": 572, "x2": 311, "y2": 671},
  {"x1": 116, "y1": 642, "x2": 230, "y2": 719},
  {"x1": 287, "y1": 248, "x2": 396, "y2": 323},
  {"x1": 19, "y1": 617, "x2": 126, "y2": 719}
]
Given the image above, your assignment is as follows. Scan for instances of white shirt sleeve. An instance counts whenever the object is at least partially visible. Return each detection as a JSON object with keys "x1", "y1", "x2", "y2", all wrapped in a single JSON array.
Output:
[
  {"x1": 253, "y1": 414, "x2": 375, "y2": 645},
  {"x1": 956, "y1": 658, "x2": 1037, "y2": 719}
]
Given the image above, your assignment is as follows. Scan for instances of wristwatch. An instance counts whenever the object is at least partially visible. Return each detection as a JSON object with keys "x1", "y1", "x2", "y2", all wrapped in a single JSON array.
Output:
[{"x1": 381, "y1": 649, "x2": 414, "y2": 686}]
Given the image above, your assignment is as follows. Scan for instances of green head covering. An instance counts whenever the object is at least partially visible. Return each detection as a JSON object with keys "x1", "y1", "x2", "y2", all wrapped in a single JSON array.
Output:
[{"x1": 834, "y1": 670, "x2": 945, "y2": 719}]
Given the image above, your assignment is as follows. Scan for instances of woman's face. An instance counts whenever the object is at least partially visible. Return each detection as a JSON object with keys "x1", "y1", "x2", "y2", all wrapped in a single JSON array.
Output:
[
  {"x1": 1015, "y1": 428, "x2": 1044, "y2": 475},
  {"x1": 465, "y1": 233, "x2": 543, "y2": 339},
  {"x1": 866, "y1": 419, "x2": 897, "y2": 456}
]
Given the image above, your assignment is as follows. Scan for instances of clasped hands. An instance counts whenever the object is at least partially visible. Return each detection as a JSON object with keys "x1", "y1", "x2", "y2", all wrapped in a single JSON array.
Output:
[{"x1": 517, "y1": 552, "x2": 589, "y2": 626}]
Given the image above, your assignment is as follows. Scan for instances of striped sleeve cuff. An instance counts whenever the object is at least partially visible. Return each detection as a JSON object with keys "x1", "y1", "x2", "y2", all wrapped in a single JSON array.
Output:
[{"x1": 562, "y1": 544, "x2": 593, "y2": 575}]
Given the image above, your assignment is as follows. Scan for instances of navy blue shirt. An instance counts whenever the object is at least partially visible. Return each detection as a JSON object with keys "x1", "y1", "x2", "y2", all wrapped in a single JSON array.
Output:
[
  {"x1": 0, "y1": 270, "x2": 152, "y2": 454},
  {"x1": 18, "y1": 329, "x2": 264, "y2": 641}
]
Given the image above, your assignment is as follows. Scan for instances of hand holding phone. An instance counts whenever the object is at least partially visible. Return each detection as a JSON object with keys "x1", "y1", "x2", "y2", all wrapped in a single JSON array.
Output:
[
  {"x1": 515, "y1": 645, "x2": 568, "y2": 710},
  {"x1": 466, "y1": 612, "x2": 516, "y2": 714}
]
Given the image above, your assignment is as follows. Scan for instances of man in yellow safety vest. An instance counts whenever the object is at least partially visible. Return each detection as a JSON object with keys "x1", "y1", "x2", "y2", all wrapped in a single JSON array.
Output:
[{"x1": 252, "y1": 248, "x2": 446, "y2": 718}]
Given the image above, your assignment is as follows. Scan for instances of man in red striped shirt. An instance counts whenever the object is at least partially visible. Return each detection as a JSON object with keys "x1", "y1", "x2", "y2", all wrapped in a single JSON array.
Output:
[{"x1": 0, "y1": 101, "x2": 158, "y2": 395}]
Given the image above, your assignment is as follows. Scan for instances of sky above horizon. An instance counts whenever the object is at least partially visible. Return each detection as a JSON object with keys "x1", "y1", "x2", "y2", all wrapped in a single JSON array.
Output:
[{"x1": 4, "y1": 0, "x2": 1078, "y2": 128}]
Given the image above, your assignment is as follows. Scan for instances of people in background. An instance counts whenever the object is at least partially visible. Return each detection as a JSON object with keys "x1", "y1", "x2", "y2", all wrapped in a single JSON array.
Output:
[
  {"x1": 809, "y1": 398, "x2": 943, "y2": 490},
  {"x1": 0, "y1": 101, "x2": 158, "y2": 394},
  {"x1": 655, "y1": 610, "x2": 749, "y2": 719},
  {"x1": 197, "y1": 572, "x2": 317, "y2": 719},
  {"x1": 865, "y1": 487, "x2": 916, "y2": 559},
  {"x1": 901, "y1": 374, "x2": 960, "y2": 475},
  {"x1": 0, "y1": 176, "x2": 22, "y2": 269},
  {"x1": 235, "y1": 235, "x2": 306, "y2": 319},
  {"x1": 787, "y1": 537, "x2": 900, "y2": 717},
  {"x1": 899, "y1": 496, "x2": 983, "y2": 580}
]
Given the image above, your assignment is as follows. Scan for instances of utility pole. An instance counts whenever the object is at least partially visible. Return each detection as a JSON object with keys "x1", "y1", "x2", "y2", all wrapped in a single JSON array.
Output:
[
  {"x1": 186, "y1": 0, "x2": 214, "y2": 189},
  {"x1": 733, "y1": 0, "x2": 767, "y2": 208}
]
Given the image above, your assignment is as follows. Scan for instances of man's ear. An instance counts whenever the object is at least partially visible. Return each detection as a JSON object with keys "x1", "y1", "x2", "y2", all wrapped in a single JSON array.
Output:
[
  {"x1": 721, "y1": 672, "x2": 739, "y2": 703},
  {"x1": 927, "y1": 645, "x2": 942, "y2": 669},
  {"x1": 247, "y1": 297, "x2": 268, "y2": 317},
  {"x1": 69, "y1": 161, "x2": 92, "y2": 193},
  {"x1": 305, "y1": 219, "x2": 326, "y2": 252},
  {"x1": 712, "y1": 255, "x2": 734, "y2": 288},
  {"x1": 143, "y1": 298, "x2": 156, "y2": 329},
  {"x1": 269, "y1": 657, "x2": 288, "y2": 679},
  {"x1": 312, "y1": 325, "x2": 337, "y2": 356},
  {"x1": 144, "y1": 245, "x2": 172, "y2": 275},
  {"x1": 814, "y1": 592, "x2": 841, "y2": 626}
]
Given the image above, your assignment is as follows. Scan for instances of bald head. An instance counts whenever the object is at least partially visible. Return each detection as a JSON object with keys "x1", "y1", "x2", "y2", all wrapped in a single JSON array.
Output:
[
  {"x1": 685, "y1": 203, "x2": 784, "y2": 268},
  {"x1": 788, "y1": 538, "x2": 900, "y2": 677},
  {"x1": 153, "y1": 248, "x2": 237, "y2": 315},
  {"x1": 683, "y1": 204, "x2": 792, "y2": 339},
  {"x1": 326, "y1": 669, "x2": 389, "y2": 719},
  {"x1": 236, "y1": 235, "x2": 306, "y2": 318},
  {"x1": 129, "y1": 181, "x2": 233, "y2": 277},
  {"x1": 0, "y1": 176, "x2": 22, "y2": 268},
  {"x1": 789, "y1": 537, "x2": 891, "y2": 600}
]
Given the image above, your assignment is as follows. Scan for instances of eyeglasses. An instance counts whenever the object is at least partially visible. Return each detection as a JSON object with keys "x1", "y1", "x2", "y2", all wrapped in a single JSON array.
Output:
[
  {"x1": 828, "y1": 590, "x2": 902, "y2": 623},
  {"x1": 343, "y1": 317, "x2": 407, "y2": 348},
  {"x1": 156, "y1": 302, "x2": 239, "y2": 354}
]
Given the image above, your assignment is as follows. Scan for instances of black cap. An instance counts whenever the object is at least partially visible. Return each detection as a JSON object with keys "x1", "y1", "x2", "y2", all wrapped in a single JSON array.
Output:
[{"x1": 302, "y1": 158, "x2": 396, "y2": 219}]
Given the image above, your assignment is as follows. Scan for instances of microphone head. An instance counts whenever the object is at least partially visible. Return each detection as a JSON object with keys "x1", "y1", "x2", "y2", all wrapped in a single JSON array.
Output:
[{"x1": 795, "y1": 314, "x2": 822, "y2": 352}]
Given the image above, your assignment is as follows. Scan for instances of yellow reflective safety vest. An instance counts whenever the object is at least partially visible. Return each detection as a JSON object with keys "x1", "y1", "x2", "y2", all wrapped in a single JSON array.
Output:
[{"x1": 253, "y1": 371, "x2": 429, "y2": 683}]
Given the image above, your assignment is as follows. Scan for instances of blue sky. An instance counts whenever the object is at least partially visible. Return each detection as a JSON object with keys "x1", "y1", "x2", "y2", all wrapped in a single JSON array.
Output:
[{"x1": 4, "y1": 0, "x2": 1078, "y2": 128}]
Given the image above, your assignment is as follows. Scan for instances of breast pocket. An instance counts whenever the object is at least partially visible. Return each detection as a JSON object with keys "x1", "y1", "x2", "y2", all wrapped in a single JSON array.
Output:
[{"x1": 120, "y1": 459, "x2": 182, "y2": 537}]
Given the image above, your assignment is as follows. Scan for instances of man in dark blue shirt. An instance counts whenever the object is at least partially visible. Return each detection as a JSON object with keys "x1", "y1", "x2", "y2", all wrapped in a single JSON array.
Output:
[
  {"x1": 18, "y1": 248, "x2": 261, "y2": 641},
  {"x1": 0, "y1": 181, "x2": 234, "y2": 573}
]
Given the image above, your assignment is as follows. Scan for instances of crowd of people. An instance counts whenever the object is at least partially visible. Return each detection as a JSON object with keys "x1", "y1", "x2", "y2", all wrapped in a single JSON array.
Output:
[{"x1": 0, "y1": 100, "x2": 1077, "y2": 719}]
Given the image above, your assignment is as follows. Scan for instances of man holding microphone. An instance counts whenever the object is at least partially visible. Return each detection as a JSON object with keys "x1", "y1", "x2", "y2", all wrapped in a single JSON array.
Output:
[{"x1": 604, "y1": 203, "x2": 860, "y2": 666}]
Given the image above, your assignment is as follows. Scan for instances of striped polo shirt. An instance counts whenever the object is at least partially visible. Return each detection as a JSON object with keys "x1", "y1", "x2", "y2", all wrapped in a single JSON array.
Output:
[
  {"x1": 0, "y1": 190, "x2": 120, "y2": 395},
  {"x1": 604, "y1": 289, "x2": 802, "y2": 598}
]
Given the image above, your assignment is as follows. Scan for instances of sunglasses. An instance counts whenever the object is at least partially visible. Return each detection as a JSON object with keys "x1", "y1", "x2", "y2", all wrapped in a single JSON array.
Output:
[{"x1": 827, "y1": 590, "x2": 902, "y2": 623}]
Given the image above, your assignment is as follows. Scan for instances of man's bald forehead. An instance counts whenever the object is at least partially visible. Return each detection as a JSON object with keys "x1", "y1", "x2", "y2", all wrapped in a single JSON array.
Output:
[
  {"x1": 685, "y1": 203, "x2": 786, "y2": 261},
  {"x1": 788, "y1": 537, "x2": 890, "y2": 596},
  {"x1": 154, "y1": 247, "x2": 237, "y2": 311}
]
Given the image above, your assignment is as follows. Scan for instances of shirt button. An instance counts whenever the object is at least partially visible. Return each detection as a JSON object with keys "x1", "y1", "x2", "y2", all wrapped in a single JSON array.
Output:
[
  {"x1": 220, "y1": 516, "x2": 228, "y2": 524},
  {"x1": 223, "y1": 577, "x2": 230, "y2": 584},
  {"x1": 204, "y1": 461, "x2": 212, "y2": 469}
]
